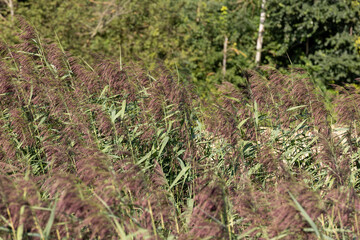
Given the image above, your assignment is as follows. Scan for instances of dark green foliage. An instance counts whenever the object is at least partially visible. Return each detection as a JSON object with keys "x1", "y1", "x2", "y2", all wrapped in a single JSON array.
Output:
[
  {"x1": 0, "y1": 0, "x2": 260, "y2": 96},
  {"x1": 265, "y1": 0, "x2": 360, "y2": 85},
  {"x1": 2, "y1": 0, "x2": 359, "y2": 91}
]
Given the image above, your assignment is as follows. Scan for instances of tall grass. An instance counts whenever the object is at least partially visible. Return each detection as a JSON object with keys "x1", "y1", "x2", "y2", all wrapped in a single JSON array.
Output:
[{"x1": 0, "y1": 19, "x2": 360, "y2": 239}]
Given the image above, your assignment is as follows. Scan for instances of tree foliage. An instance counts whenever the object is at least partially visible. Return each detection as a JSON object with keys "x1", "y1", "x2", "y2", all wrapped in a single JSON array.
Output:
[
  {"x1": 265, "y1": 0, "x2": 360, "y2": 85},
  {"x1": 0, "y1": 0, "x2": 359, "y2": 91},
  {"x1": 0, "y1": 0, "x2": 259, "y2": 94}
]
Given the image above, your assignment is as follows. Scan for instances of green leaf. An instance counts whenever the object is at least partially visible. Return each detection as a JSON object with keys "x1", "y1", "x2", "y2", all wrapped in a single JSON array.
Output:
[
  {"x1": 16, "y1": 206, "x2": 25, "y2": 240},
  {"x1": 288, "y1": 191, "x2": 331, "y2": 239},
  {"x1": 286, "y1": 105, "x2": 307, "y2": 112},
  {"x1": 292, "y1": 119, "x2": 307, "y2": 135},
  {"x1": 92, "y1": 191, "x2": 128, "y2": 239},
  {"x1": 223, "y1": 95, "x2": 241, "y2": 103},
  {"x1": 237, "y1": 117, "x2": 249, "y2": 130},
  {"x1": 158, "y1": 136, "x2": 169, "y2": 158},
  {"x1": 43, "y1": 198, "x2": 58, "y2": 240},
  {"x1": 236, "y1": 227, "x2": 260, "y2": 238},
  {"x1": 253, "y1": 101, "x2": 259, "y2": 127},
  {"x1": 119, "y1": 99, "x2": 126, "y2": 120},
  {"x1": 169, "y1": 165, "x2": 190, "y2": 190},
  {"x1": 137, "y1": 148, "x2": 155, "y2": 165},
  {"x1": 99, "y1": 85, "x2": 109, "y2": 99}
]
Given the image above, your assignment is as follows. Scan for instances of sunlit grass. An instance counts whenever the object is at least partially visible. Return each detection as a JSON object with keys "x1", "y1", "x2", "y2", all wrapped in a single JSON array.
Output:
[{"x1": 0, "y1": 20, "x2": 359, "y2": 239}]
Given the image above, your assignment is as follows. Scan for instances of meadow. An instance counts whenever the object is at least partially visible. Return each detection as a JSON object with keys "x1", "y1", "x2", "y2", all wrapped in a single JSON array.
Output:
[{"x1": 0, "y1": 20, "x2": 360, "y2": 239}]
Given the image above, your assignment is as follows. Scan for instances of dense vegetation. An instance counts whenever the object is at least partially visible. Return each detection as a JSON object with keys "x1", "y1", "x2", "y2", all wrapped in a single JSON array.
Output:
[
  {"x1": 0, "y1": 19, "x2": 360, "y2": 239},
  {"x1": 1, "y1": 0, "x2": 360, "y2": 92}
]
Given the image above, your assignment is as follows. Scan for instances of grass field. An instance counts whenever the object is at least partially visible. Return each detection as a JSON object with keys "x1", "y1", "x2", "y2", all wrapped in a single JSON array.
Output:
[{"x1": 0, "y1": 21, "x2": 360, "y2": 240}]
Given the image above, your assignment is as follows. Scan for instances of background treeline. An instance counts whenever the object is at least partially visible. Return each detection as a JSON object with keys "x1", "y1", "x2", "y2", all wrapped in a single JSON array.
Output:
[{"x1": 1, "y1": 0, "x2": 360, "y2": 95}]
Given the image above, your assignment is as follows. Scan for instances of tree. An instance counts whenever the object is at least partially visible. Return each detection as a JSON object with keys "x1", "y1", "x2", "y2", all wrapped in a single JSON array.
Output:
[
  {"x1": 255, "y1": 0, "x2": 266, "y2": 65},
  {"x1": 264, "y1": 0, "x2": 360, "y2": 85},
  {"x1": 0, "y1": 0, "x2": 260, "y2": 97},
  {"x1": 88, "y1": 0, "x2": 130, "y2": 39},
  {"x1": 0, "y1": 0, "x2": 14, "y2": 21}
]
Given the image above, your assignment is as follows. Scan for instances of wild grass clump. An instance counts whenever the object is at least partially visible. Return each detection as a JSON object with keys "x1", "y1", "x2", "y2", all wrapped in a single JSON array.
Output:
[{"x1": 0, "y1": 19, "x2": 360, "y2": 239}]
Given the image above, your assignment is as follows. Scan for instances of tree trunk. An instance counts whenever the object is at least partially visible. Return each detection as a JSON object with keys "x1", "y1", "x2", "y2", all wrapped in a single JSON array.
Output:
[
  {"x1": 255, "y1": 0, "x2": 266, "y2": 65},
  {"x1": 2, "y1": 0, "x2": 14, "y2": 22},
  {"x1": 222, "y1": 35, "x2": 228, "y2": 78}
]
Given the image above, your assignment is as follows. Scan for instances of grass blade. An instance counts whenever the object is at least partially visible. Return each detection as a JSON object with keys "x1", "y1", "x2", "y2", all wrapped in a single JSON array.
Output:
[
  {"x1": 169, "y1": 165, "x2": 190, "y2": 190},
  {"x1": 43, "y1": 198, "x2": 58, "y2": 239},
  {"x1": 288, "y1": 191, "x2": 322, "y2": 239}
]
